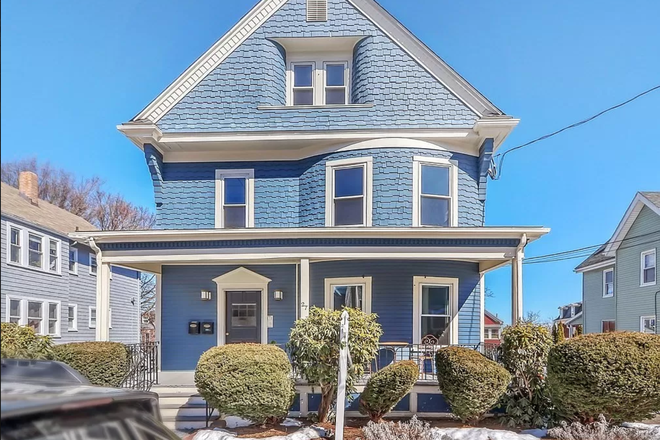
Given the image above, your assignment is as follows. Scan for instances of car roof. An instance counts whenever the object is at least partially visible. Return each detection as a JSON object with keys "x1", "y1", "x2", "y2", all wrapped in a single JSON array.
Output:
[{"x1": 1, "y1": 382, "x2": 158, "y2": 420}]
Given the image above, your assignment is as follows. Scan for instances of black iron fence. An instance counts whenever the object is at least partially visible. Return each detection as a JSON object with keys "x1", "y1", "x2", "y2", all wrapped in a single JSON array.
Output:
[{"x1": 120, "y1": 342, "x2": 159, "y2": 391}]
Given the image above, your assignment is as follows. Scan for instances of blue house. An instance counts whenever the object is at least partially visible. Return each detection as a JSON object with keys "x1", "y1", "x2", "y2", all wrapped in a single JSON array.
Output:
[
  {"x1": 1, "y1": 175, "x2": 141, "y2": 344},
  {"x1": 71, "y1": 0, "x2": 548, "y2": 422}
]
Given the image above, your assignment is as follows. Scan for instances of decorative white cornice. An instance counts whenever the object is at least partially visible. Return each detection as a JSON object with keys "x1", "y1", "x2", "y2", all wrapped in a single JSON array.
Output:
[
  {"x1": 132, "y1": 0, "x2": 288, "y2": 123},
  {"x1": 473, "y1": 117, "x2": 520, "y2": 150}
]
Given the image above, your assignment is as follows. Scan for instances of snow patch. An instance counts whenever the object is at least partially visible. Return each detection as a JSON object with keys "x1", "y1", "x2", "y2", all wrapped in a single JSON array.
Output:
[
  {"x1": 192, "y1": 427, "x2": 321, "y2": 440},
  {"x1": 431, "y1": 427, "x2": 541, "y2": 440}
]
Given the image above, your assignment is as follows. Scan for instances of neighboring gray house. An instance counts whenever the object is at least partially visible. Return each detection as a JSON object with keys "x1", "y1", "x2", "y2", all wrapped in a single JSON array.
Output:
[
  {"x1": 553, "y1": 301, "x2": 582, "y2": 338},
  {"x1": 1, "y1": 173, "x2": 140, "y2": 343},
  {"x1": 575, "y1": 192, "x2": 659, "y2": 334}
]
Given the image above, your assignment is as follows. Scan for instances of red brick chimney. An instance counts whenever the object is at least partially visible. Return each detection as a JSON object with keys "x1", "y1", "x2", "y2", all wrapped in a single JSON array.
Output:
[{"x1": 18, "y1": 171, "x2": 39, "y2": 205}]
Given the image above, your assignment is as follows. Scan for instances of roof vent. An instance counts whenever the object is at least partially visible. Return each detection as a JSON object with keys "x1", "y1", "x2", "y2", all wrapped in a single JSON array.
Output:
[{"x1": 307, "y1": 0, "x2": 327, "y2": 22}]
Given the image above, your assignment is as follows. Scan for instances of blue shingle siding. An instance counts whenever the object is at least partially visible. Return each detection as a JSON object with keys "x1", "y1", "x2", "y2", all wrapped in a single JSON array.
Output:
[
  {"x1": 157, "y1": 0, "x2": 478, "y2": 132},
  {"x1": 309, "y1": 260, "x2": 481, "y2": 345},
  {"x1": 152, "y1": 147, "x2": 484, "y2": 229},
  {"x1": 160, "y1": 264, "x2": 297, "y2": 371},
  {"x1": 0, "y1": 216, "x2": 140, "y2": 344},
  {"x1": 477, "y1": 139, "x2": 493, "y2": 202}
]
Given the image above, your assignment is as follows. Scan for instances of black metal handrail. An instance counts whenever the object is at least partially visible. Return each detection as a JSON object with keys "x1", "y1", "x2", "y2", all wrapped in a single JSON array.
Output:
[{"x1": 120, "y1": 342, "x2": 159, "y2": 391}]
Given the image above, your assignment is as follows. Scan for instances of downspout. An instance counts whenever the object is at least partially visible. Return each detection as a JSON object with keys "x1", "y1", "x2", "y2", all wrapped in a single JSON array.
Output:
[{"x1": 89, "y1": 238, "x2": 105, "y2": 341}]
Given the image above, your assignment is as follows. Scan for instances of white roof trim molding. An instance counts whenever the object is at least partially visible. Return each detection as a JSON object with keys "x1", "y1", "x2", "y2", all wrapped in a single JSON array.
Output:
[
  {"x1": 129, "y1": 0, "x2": 507, "y2": 127},
  {"x1": 604, "y1": 192, "x2": 660, "y2": 257},
  {"x1": 132, "y1": 0, "x2": 288, "y2": 123},
  {"x1": 574, "y1": 258, "x2": 615, "y2": 274}
]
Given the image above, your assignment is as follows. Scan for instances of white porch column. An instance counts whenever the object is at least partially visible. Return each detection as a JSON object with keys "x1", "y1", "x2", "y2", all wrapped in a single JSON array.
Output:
[
  {"x1": 96, "y1": 262, "x2": 112, "y2": 341},
  {"x1": 155, "y1": 272, "x2": 162, "y2": 368},
  {"x1": 300, "y1": 258, "x2": 310, "y2": 318},
  {"x1": 511, "y1": 234, "x2": 526, "y2": 325},
  {"x1": 479, "y1": 273, "x2": 485, "y2": 343}
]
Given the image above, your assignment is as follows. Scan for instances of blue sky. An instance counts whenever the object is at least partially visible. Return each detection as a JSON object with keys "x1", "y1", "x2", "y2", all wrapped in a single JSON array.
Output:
[{"x1": 2, "y1": 0, "x2": 658, "y2": 322}]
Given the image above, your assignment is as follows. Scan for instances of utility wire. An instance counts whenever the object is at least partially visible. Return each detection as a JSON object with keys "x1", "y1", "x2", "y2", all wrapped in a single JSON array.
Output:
[
  {"x1": 491, "y1": 85, "x2": 660, "y2": 180},
  {"x1": 522, "y1": 231, "x2": 660, "y2": 265}
]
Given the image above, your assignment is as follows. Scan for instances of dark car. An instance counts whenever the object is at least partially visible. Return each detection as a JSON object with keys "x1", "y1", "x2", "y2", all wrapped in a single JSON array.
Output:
[{"x1": 1, "y1": 359, "x2": 179, "y2": 440}]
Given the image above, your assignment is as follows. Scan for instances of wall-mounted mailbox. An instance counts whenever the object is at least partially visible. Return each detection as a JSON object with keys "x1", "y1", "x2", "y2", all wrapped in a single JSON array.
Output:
[
  {"x1": 201, "y1": 322, "x2": 215, "y2": 335},
  {"x1": 188, "y1": 321, "x2": 200, "y2": 334}
]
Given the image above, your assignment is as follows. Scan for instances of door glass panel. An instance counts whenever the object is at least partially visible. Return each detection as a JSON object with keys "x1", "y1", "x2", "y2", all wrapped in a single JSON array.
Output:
[
  {"x1": 421, "y1": 316, "x2": 450, "y2": 345},
  {"x1": 231, "y1": 304, "x2": 257, "y2": 327},
  {"x1": 422, "y1": 286, "x2": 449, "y2": 315}
]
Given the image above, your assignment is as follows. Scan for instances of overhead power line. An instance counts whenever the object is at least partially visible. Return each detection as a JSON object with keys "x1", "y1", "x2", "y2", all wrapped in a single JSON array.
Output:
[
  {"x1": 491, "y1": 84, "x2": 660, "y2": 180},
  {"x1": 522, "y1": 231, "x2": 660, "y2": 265}
]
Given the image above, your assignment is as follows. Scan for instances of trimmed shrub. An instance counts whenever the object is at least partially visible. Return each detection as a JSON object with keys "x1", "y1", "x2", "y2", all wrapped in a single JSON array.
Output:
[
  {"x1": 548, "y1": 414, "x2": 660, "y2": 440},
  {"x1": 1, "y1": 322, "x2": 53, "y2": 360},
  {"x1": 288, "y1": 307, "x2": 382, "y2": 422},
  {"x1": 499, "y1": 322, "x2": 556, "y2": 428},
  {"x1": 195, "y1": 343, "x2": 295, "y2": 424},
  {"x1": 53, "y1": 342, "x2": 129, "y2": 387},
  {"x1": 359, "y1": 360, "x2": 419, "y2": 422},
  {"x1": 435, "y1": 346, "x2": 511, "y2": 423},
  {"x1": 547, "y1": 332, "x2": 660, "y2": 423}
]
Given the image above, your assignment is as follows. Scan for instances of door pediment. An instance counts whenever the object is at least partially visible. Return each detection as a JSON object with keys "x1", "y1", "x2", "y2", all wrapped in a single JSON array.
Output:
[{"x1": 212, "y1": 267, "x2": 272, "y2": 285}]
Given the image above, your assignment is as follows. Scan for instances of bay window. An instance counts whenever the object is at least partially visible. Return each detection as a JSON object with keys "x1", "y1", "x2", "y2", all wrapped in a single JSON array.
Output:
[
  {"x1": 413, "y1": 157, "x2": 458, "y2": 227},
  {"x1": 325, "y1": 157, "x2": 372, "y2": 227}
]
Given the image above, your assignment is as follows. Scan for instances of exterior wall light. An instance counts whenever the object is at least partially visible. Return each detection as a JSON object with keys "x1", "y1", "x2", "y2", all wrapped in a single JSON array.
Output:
[
  {"x1": 201, "y1": 290, "x2": 213, "y2": 301},
  {"x1": 273, "y1": 289, "x2": 284, "y2": 301}
]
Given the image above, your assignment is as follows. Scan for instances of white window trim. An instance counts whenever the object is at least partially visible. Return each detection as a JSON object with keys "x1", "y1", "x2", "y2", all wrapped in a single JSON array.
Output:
[
  {"x1": 412, "y1": 276, "x2": 459, "y2": 345},
  {"x1": 286, "y1": 55, "x2": 352, "y2": 106},
  {"x1": 602, "y1": 268, "x2": 614, "y2": 298},
  {"x1": 214, "y1": 169, "x2": 255, "y2": 229},
  {"x1": 325, "y1": 157, "x2": 373, "y2": 227},
  {"x1": 89, "y1": 253, "x2": 98, "y2": 276},
  {"x1": 89, "y1": 306, "x2": 111, "y2": 329},
  {"x1": 324, "y1": 276, "x2": 373, "y2": 313},
  {"x1": 640, "y1": 249, "x2": 656, "y2": 287},
  {"x1": 67, "y1": 304, "x2": 78, "y2": 332},
  {"x1": 4, "y1": 295, "x2": 61, "y2": 337},
  {"x1": 322, "y1": 61, "x2": 349, "y2": 105},
  {"x1": 69, "y1": 247, "x2": 79, "y2": 275},
  {"x1": 5, "y1": 222, "x2": 61, "y2": 275},
  {"x1": 412, "y1": 156, "x2": 459, "y2": 227},
  {"x1": 640, "y1": 315, "x2": 656, "y2": 334}
]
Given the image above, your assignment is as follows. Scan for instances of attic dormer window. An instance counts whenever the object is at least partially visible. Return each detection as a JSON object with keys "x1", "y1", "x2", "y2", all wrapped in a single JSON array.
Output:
[
  {"x1": 289, "y1": 60, "x2": 349, "y2": 106},
  {"x1": 307, "y1": 0, "x2": 327, "y2": 21}
]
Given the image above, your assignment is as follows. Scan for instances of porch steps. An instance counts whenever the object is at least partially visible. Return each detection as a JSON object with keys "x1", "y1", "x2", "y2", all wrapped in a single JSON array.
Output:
[{"x1": 152, "y1": 386, "x2": 217, "y2": 430}]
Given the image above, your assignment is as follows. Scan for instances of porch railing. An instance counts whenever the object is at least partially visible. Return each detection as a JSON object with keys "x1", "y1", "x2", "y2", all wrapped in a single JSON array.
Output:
[{"x1": 120, "y1": 342, "x2": 159, "y2": 391}]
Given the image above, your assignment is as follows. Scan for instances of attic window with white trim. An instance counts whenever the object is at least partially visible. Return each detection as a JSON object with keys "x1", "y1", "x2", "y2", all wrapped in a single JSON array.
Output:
[
  {"x1": 290, "y1": 60, "x2": 349, "y2": 106},
  {"x1": 307, "y1": 0, "x2": 327, "y2": 21}
]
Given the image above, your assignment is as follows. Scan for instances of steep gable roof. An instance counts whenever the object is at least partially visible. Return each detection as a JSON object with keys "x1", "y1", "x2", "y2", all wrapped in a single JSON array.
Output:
[
  {"x1": 1, "y1": 182, "x2": 96, "y2": 237},
  {"x1": 484, "y1": 309, "x2": 504, "y2": 325},
  {"x1": 132, "y1": 0, "x2": 503, "y2": 124}
]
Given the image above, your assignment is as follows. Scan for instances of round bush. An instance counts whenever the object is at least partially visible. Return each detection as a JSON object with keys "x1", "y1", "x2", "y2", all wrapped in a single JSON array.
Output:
[
  {"x1": 435, "y1": 346, "x2": 511, "y2": 423},
  {"x1": 359, "y1": 360, "x2": 419, "y2": 421},
  {"x1": 195, "y1": 343, "x2": 295, "y2": 424},
  {"x1": 1, "y1": 322, "x2": 53, "y2": 360},
  {"x1": 547, "y1": 332, "x2": 660, "y2": 423},
  {"x1": 53, "y1": 341, "x2": 129, "y2": 387}
]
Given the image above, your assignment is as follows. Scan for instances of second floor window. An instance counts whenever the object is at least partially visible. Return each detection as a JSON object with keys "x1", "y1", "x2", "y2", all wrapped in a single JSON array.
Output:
[
  {"x1": 325, "y1": 158, "x2": 373, "y2": 227},
  {"x1": 215, "y1": 169, "x2": 254, "y2": 229},
  {"x1": 603, "y1": 268, "x2": 614, "y2": 297},
  {"x1": 641, "y1": 249, "x2": 656, "y2": 286},
  {"x1": 69, "y1": 248, "x2": 78, "y2": 274},
  {"x1": 6, "y1": 222, "x2": 60, "y2": 274},
  {"x1": 290, "y1": 61, "x2": 349, "y2": 106},
  {"x1": 90, "y1": 254, "x2": 98, "y2": 275},
  {"x1": 413, "y1": 157, "x2": 458, "y2": 227},
  {"x1": 9, "y1": 226, "x2": 21, "y2": 263}
]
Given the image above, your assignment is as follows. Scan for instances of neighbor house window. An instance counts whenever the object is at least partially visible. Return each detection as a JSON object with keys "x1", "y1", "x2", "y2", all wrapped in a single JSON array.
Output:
[
  {"x1": 413, "y1": 276, "x2": 458, "y2": 345},
  {"x1": 6, "y1": 297, "x2": 60, "y2": 336},
  {"x1": 69, "y1": 248, "x2": 78, "y2": 274},
  {"x1": 640, "y1": 316, "x2": 656, "y2": 334},
  {"x1": 67, "y1": 304, "x2": 78, "y2": 331},
  {"x1": 215, "y1": 169, "x2": 254, "y2": 229},
  {"x1": 641, "y1": 249, "x2": 656, "y2": 286},
  {"x1": 324, "y1": 62, "x2": 348, "y2": 104},
  {"x1": 90, "y1": 254, "x2": 98, "y2": 275},
  {"x1": 602, "y1": 320, "x2": 615, "y2": 333},
  {"x1": 5, "y1": 223, "x2": 61, "y2": 274},
  {"x1": 289, "y1": 60, "x2": 350, "y2": 106},
  {"x1": 413, "y1": 157, "x2": 458, "y2": 227},
  {"x1": 603, "y1": 268, "x2": 614, "y2": 297},
  {"x1": 324, "y1": 277, "x2": 372, "y2": 313},
  {"x1": 89, "y1": 307, "x2": 111, "y2": 329},
  {"x1": 325, "y1": 157, "x2": 372, "y2": 227},
  {"x1": 9, "y1": 226, "x2": 22, "y2": 263}
]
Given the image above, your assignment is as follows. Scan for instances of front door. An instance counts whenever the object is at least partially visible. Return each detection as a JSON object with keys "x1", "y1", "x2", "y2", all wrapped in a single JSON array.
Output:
[{"x1": 226, "y1": 291, "x2": 261, "y2": 343}]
